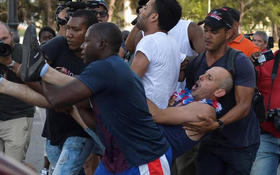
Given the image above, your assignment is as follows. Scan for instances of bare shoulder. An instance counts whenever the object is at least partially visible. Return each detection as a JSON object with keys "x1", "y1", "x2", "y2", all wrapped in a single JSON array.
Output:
[
  {"x1": 187, "y1": 22, "x2": 205, "y2": 53},
  {"x1": 188, "y1": 22, "x2": 203, "y2": 36}
]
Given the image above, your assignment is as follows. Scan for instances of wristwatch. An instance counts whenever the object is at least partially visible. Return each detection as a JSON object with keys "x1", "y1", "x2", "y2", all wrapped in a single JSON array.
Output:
[{"x1": 217, "y1": 119, "x2": 224, "y2": 131}]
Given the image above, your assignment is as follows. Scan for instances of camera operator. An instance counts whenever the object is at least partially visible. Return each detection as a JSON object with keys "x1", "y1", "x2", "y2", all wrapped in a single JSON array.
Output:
[
  {"x1": 90, "y1": 0, "x2": 109, "y2": 23},
  {"x1": 252, "y1": 31, "x2": 269, "y2": 52},
  {"x1": 250, "y1": 31, "x2": 280, "y2": 175},
  {"x1": 0, "y1": 22, "x2": 35, "y2": 162}
]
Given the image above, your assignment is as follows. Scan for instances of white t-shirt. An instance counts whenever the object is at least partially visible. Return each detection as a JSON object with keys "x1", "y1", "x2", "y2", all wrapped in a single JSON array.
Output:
[
  {"x1": 135, "y1": 32, "x2": 183, "y2": 109},
  {"x1": 168, "y1": 19, "x2": 198, "y2": 57},
  {"x1": 169, "y1": 19, "x2": 199, "y2": 90}
]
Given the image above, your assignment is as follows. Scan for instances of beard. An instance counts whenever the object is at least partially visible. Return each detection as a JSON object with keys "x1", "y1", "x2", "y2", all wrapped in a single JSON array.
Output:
[{"x1": 136, "y1": 15, "x2": 146, "y2": 31}]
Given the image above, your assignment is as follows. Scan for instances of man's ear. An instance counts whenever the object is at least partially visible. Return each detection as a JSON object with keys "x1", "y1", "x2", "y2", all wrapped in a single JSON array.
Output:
[
  {"x1": 98, "y1": 40, "x2": 107, "y2": 50},
  {"x1": 226, "y1": 29, "x2": 233, "y2": 41},
  {"x1": 150, "y1": 13, "x2": 159, "y2": 23},
  {"x1": 214, "y1": 89, "x2": 226, "y2": 98}
]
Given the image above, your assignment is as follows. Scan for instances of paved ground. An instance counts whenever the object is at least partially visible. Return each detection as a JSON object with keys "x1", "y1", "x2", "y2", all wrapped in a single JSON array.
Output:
[{"x1": 25, "y1": 107, "x2": 46, "y2": 173}]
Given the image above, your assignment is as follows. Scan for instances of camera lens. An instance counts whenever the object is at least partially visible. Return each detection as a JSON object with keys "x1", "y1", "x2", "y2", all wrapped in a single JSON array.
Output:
[
  {"x1": 274, "y1": 115, "x2": 280, "y2": 132},
  {"x1": 0, "y1": 42, "x2": 12, "y2": 57}
]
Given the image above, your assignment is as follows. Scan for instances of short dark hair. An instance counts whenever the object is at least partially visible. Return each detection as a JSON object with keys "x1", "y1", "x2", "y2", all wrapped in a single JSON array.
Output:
[
  {"x1": 222, "y1": 7, "x2": 240, "y2": 22},
  {"x1": 71, "y1": 10, "x2": 98, "y2": 28},
  {"x1": 154, "y1": 0, "x2": 182, "y2": 32},
  {"x1": 92, "y1": 22, "x2": 122, "y2": 54},
  {"x1": 38, "y1": 26, "x2": 56, "y2": 40}
]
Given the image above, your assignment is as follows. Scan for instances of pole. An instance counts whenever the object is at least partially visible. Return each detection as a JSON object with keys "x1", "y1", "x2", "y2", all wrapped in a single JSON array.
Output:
[
  {"x1": 8, "y1": 0, "x2": 19, "y2": 43},
  {"x1": 208, "y1": 0, "x2": 211, "y2": 13}
]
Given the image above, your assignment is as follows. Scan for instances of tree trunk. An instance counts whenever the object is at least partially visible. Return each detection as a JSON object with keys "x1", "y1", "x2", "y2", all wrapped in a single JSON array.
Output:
[
  {"x1": 108, "y1": 0, "x2": 115, "y2": 22},
  {"x1": 238, "y1": 0, "x2": 245, "y2": 32},
  {"x1": 47, "y1": 0, "x2": 52, "y2": 26}
]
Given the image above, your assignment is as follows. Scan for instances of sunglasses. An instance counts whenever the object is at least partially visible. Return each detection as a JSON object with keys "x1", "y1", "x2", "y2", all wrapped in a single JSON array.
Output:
[{"x1": 92, "y1": 10, "x2": 108, "y2": 18}]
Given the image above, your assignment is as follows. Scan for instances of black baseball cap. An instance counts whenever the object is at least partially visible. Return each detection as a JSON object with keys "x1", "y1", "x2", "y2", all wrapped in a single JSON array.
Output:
[
  {"x1": 90, "y1": 0, "x2": 108, "y2": 11},
  {"x1": 222, "y1": 7, "x2": 240, "y2": 22},
  {"x1": 198, "y1": 8, "x2": 234, "y2": 30}
]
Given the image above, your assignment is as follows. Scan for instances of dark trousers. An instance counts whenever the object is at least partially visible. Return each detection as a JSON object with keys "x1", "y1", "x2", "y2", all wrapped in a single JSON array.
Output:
[
  {"x1": 171, "y1": 144, "x2": 199, "y2": 175},
  {"x1": 196, "y1": 142, "x2": 259, "y2": 175}
]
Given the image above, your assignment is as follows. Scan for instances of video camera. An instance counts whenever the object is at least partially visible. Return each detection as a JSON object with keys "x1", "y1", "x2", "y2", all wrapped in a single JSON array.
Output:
[
  {"x1": 0, "y1": 40, "x2": 12, "y2": 57},
  {"x1": 56, "y1": 0, "x2": 100, "y2": 25},
  {"x1": 257, "y1": 50, "x2": 274, "y2": 64},
  {"x1": 267, "y1": 108, "x2": 280, "y2": 132}
]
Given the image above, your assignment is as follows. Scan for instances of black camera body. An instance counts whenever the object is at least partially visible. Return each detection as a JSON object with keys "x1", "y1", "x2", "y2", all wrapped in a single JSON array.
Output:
[
  {"x1": 257, "y1": 50, "x2": 274, "y2": 64},
  {"x1": 58, "y1": 0, "x2": 99, "y2": 15},
  {"x1": 266, "y1": 108, "x2": 280, "y2": 132},
  {"x1": 56, "y1": 0, "x2": 100, "y2": 25},
  {"x1": 0, "y1": 40, "x2": 12, "y2": 57}
]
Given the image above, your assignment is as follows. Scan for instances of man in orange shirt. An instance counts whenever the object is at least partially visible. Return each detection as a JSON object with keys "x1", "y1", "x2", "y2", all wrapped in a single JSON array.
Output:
[{"x1": 223, "y1": 7, "x2": 259, "y2": 57}]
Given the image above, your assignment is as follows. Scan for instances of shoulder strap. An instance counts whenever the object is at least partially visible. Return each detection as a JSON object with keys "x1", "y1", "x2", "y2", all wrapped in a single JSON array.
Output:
[
  {"x1": 267, "y1": 51, "x2": 280, "y2": 110},
  {"x1": 272, "y1": 51, "x2": 280, "y2": 80},
  {"x1": 185, "y1": 51, "x2": 205, "y2": 89},
  {"x1": 225, "y1": 47, "x2": 241, "y2": 78}
]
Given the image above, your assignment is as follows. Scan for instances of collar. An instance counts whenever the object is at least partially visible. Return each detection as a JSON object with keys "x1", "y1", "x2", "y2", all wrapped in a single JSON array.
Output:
[{"x1": 230, "y1": 34, "x2": 244, "y2": 44}]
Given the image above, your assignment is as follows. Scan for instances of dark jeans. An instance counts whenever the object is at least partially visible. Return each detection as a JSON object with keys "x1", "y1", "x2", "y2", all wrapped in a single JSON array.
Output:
[
  {"x1": 196, "y1": 142, "x2": 259, "y2": 175},
  {"x1": 172, "y1": 144, "x2": 199, "y2": 175}
]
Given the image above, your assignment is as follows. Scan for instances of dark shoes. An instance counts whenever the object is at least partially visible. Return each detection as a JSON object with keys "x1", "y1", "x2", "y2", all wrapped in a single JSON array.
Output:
[{"x1": 20, "y1": 24, "x2": 47, "y2": 82}]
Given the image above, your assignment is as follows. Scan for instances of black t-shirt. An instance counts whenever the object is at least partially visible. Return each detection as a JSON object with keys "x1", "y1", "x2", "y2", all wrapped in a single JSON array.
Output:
[
  {"x1": 41, "y1": 36, "x2": 89, "y2": 146},
  {"x1": 0, "y1": 43, "x2": 35, "y2": 121},
  {"x1": 185, "y1": 50, "x2": 260, "y2": 148}
]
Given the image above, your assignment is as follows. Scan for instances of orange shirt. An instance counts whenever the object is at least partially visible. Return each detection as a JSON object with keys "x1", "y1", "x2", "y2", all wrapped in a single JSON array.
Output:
[{"x1": 228, "y1": 34, "x2": 260, "y2": 57}]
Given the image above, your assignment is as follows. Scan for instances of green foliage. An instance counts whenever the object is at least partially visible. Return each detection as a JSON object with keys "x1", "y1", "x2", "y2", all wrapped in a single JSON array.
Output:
[
  {"x1": 178, "y1": 0, "x2": 280, "y2": 34},
  {"x1": 1, "y1": 0, "x2": 279, "y2": 34},
  {"x1": 178, "y1": 0, "x2": 208, "y2": 22}
]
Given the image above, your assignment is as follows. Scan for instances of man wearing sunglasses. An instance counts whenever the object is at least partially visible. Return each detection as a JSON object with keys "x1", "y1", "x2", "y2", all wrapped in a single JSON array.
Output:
[{"x1": 90, "y1": 0, "x2": 109, "y2": 23}]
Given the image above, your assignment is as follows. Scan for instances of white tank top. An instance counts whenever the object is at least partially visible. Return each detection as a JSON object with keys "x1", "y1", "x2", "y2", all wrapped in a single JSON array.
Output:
[{"x1": 168, "y1": 19, "x2": 198, "y2": 57}]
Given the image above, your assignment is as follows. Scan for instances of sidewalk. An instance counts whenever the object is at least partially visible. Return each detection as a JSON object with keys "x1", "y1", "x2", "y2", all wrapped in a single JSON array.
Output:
[{"x1": 25, "y1": 107, "x2": 46, "y2": 172}]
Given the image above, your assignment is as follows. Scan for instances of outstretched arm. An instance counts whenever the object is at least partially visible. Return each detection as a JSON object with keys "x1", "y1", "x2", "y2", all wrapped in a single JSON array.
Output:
[
  {"x1": 42, "y1": 78, "x2": 92, "y2": 108},
  {"x1": 42, "y1": 65, "x2": 76, "y2": 86},
  {"x1": 147, "y1": 99, "x2": 216, "y2": 125},
  {"x1": 0, "y1": 78, "x2": 51, "y2": 108}
]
